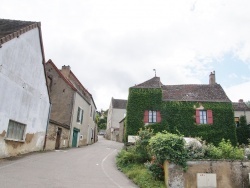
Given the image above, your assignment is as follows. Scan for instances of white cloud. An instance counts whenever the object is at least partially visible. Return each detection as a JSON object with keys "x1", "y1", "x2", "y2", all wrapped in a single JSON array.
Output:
[
  {"x1": 1, "y1": 0, "x2": 250, "y2": 109},
  {"x1": 225, "y1": 82, "x2": 250, "y2": 102}
]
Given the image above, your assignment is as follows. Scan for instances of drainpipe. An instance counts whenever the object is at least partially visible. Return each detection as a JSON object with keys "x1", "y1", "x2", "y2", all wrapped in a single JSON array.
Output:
[{"x1": 43, "y1": 103, "x2": 52, "y2": 151}]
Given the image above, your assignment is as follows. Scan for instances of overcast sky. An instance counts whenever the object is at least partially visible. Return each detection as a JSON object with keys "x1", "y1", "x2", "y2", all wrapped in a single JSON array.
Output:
[{"x1": 1, "y1": 0, "x2": 250, "y2": 110}]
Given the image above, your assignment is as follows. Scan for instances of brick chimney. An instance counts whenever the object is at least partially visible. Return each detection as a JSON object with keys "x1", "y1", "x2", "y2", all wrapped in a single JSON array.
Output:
[
  {"x1": 209, "y1": 71, "x2": 216, "y2": 85},
  {"x1": 238, "y1": 99, "x2": 244, "y2": 103},
  {"x1": 61, "y1": 65, "x2": 71, "y2": 79}
]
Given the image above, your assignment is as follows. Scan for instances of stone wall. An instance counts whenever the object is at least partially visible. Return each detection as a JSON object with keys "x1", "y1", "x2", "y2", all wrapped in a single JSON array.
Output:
[
  {"x1": 164, "y1": 160, "x2": 250, "y2": 188},
  {"x1": 45, "y1": 122, "x2": 70, "y2": 150}
]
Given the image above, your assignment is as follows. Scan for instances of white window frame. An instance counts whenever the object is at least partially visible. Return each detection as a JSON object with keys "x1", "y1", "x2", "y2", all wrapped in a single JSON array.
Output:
[
  {"x1": 149, "y1": 110, "x2": 157, "y2": 123},
  {"x1": 199, "y1": 110, "x2": 207, "y2": 124},
  {"x1": 6, "y1": 120, "x2": 26, "y2": 142},
  {"x1": 77, "y1": 107, "x2": 84, "y2": 124}
]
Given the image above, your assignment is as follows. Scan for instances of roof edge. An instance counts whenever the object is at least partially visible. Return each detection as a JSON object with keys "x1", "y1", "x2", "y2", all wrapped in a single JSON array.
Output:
[{"x1": 0, "y1": 22, "x2": 40, "y2": 46}]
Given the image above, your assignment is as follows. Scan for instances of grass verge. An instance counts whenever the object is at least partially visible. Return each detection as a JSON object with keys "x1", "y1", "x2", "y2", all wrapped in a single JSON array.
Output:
[{"x1": 117, "y1": 163, "x2": 165, "y2": 188}]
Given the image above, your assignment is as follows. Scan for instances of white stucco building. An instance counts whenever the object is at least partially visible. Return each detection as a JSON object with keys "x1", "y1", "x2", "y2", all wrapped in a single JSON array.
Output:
[
  {"x1": 106, "y1": 98, "x2": 127, "y2": 141},
  {"x1": 0, "y1": 19, "x2": 50, "y2": 158}
]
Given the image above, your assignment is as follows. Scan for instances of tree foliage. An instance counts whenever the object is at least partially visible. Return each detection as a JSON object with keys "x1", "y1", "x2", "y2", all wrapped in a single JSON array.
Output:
[
  {"x1": 95, "y1": 109, "x2": 108, "y2": 131},
  {"x1": 236, "y1": 115, "x2": 250, "y2": 145}
]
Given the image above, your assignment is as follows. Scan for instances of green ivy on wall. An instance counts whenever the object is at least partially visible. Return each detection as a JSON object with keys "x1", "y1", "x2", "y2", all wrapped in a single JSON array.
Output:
[{"x1": 125, "y1": 88, "x2": 237, "y2": 146}]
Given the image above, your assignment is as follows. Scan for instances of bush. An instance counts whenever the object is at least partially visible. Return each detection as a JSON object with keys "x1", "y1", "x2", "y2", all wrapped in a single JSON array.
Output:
[
  {"x1": 145, "y1": 159, "x2": 164, "y2": 180},
  {"x1": 205, "y1": 139, "x2": 244, "y2": 160},
  {"x1": 116, "y1": 148, "x2": 140, "y2": 167},
  {"x1": 134, "y1": 128, "x2": 154, "y2": 162},
  {"x1": 149, "y1": 131, "x2": 188, "y2": 171},
  {"x1": 185, "y1": 140, "x2": 206, "y2": 159},
  {"x1": 236, "y1": 115, "x2": 250, "y2": 145}
]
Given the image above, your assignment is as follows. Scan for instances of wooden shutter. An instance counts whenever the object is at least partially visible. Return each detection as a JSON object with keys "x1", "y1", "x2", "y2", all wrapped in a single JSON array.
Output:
[
  {"x1": 207, "y1": 110, "x2": 213, "y2": 124},
  {"x1": 157, "y1": 111, "x2": 161, "y2": 123},
  {"x1": 144, "y1": 111, "x2": 149, "y2": 123},
  {"x1": 195, "y1": 110, "x2": 200, "y2": 124}
]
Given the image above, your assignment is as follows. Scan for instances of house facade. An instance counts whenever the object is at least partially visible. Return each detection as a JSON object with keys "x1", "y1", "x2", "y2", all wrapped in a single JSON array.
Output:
[
  {"x1": 45, "y1": 60, "x2": 97, "y2": 150},
  {"x1": 233, "y1": 99, "x2": 250, "y2": 126},
  {"x1": 0, "y1": 19, "x2": 50, "y2": 158},
  {"x1": 106, "y1": 98, "x2": 127, "y2": 141},
  {"x1": 126, "y1": 72, "x2": 237, "y2": 145}
]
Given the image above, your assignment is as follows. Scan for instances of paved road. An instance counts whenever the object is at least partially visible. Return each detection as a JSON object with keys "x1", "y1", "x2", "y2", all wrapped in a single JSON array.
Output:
[{"x1": 0, "y1": 136, "x2": 138, "y2": 188}]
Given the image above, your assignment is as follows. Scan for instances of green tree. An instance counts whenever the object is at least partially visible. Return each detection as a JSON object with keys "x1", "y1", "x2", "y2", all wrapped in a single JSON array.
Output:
[
  {"x1": 236, "y1": 115, "x2": 250, "y2": 144},
  {"x1": 246, "y1": 101, "x2": 250, "y2": 108},
  {"x1": 95, "y1": 109, "x2": 108, "y2": 131}
]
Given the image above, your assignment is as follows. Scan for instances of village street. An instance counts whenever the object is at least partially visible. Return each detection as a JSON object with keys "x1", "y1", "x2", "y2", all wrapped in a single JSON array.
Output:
[{"x1": 0, "y1": 136, "x2": 137, "y2": 188}]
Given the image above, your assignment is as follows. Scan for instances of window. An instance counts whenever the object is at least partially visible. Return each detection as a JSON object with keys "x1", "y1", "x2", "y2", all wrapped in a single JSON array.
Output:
[
  {"x1": 200, "y1": 110, "x2": 207, "y2": 124},
  {"x1": 6, "y1": 120, "x2": 26, "y2": 141},
  {"x1": 93, "y1": 111, "x2": 95, "y2": 121},
  {"x1": 196, "y1": 110, "x2": 213, "y2": 124},
  {"x1": 77, "y1": 107, "x2": 84, "y2": 124},
  {"x1": 144, "y1": 110, "x2": 161, "y2": 124},
  {"x1": 149, "y1": 110, "x2": 157, "y2": 123},
  {"x1": 234, "y1": 117, "x2": 240, "y2": 127},
  {"x1": 90, "y1": 105, "x2": 92, "y2": 117}
]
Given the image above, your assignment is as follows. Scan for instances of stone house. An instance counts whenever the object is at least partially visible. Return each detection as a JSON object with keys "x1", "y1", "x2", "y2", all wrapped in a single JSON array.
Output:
[
  {"x1": 45, "y1": 59, "x2": 97, "y2": 150},
  {"x1": 0, "y1": 19, "x2": 50, "y2": 158},
  {"x1": 126, "y1": 72, "x2": 237, "y2": 145},
  {"x1": 232, "y1": 99, "x2": 250, "y2": 126},
  {"x1": 106, "y1": 98, "x2": 127, "y2": 141}
]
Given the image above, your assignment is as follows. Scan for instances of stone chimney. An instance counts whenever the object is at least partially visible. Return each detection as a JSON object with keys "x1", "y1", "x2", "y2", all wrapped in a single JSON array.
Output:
[
  {"x1": 209, "y1": 71, "x2": 216, "y2": 85},
  {"x1": 61, "y1": 65, "x2": 71, "y2": 79},
  {"x1": 238, "y1": 99, "x2": 244, "y2": 103}
]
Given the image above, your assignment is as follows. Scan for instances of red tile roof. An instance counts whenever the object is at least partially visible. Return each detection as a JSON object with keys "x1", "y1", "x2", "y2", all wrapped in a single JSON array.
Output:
[
  {"x1": 132, "y1": 77, "x2": 163, "y2": 88},
  {"x1": 131, "y1": 77, "x2": 231, "y2": 102},
  {"x1": 232, "y1": 102, "x2": 250, "y2": 111},
  {"x1": 112, "y1": 98, "x2": 127, "y2": 109}
]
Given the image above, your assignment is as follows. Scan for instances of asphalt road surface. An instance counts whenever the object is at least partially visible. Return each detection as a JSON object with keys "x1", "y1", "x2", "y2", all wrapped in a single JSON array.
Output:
[{"x1": 0, "y1": 136, "x2": 138, "y2": 188}]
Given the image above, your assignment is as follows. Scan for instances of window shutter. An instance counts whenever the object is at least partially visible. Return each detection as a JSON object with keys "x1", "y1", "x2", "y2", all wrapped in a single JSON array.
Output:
[
  {"x1": 144, "y1": 111, "x2": 149, "y2": 123},
  {"x1": 157, "y1": 111, "x2": 161, "y2": 123},
  {"x1": 196, "y1": 110, "x2": 200, "y2": 124},
  {"x1": 207, "y1": 110, "x2": 213, "y2": 124}
]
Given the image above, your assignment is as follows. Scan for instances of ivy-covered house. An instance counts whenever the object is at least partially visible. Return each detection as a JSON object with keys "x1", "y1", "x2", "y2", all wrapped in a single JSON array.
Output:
[{"x1": 125, "y1": 72, "x2": 237, "y2": 145}]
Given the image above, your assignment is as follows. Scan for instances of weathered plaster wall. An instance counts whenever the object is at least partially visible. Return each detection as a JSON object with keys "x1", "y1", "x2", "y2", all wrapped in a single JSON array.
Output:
[
  {"x1": 110, "y1": 108, "x2": 126, "y2": 141},
  {"x1": 118, "y1": 120, "x2": 125, "y2": 143},
  {"x1": 45, "y1": 122, "x2": 69, "y2": 150},
  {"x1": 165, "y1": 160, "x2": 250, "y2": 188},
  {"x1": 106, "y1": 102, "x2": 113, "y2": 140},
  {"x1": 70, "y1": 92, "x2": 90, "y2": 147},
  {"x1": 0, "y1": 28, "x2": 50, "y2": 158},
  {"x1": 87, "y1": 99, "x2": 97, "y2": 144}
]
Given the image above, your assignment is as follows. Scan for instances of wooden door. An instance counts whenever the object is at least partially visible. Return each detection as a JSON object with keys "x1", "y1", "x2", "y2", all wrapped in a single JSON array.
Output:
[
  {"x1": 55, "y1": 128, "x2": 62, "y2": 149},
  {"x1": 72, "y1": 129, "x2": 78, "y2": 147}
]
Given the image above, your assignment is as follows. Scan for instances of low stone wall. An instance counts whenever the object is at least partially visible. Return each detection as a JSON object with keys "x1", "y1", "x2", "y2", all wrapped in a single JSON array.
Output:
[{"x1": 164, "y1": 160, "x2": 250, "y2": 188}]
